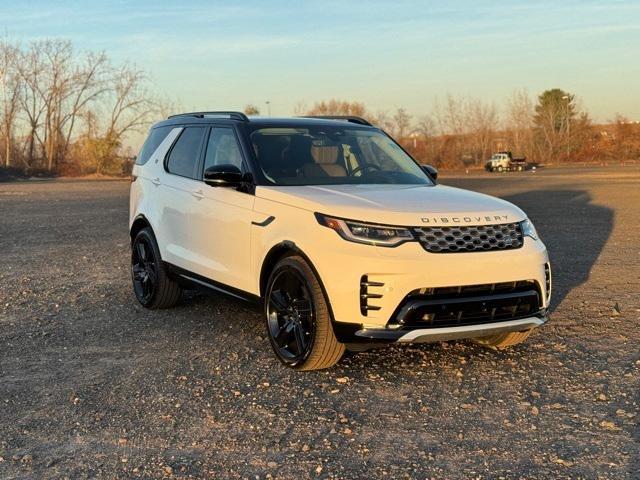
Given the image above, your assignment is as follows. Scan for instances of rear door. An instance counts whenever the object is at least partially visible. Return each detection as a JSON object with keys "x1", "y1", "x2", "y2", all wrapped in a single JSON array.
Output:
[
  {"x1": 189, "y1": 125, "x2": 255, "y2": 291},
  {"x1": 157, "y1": 126, "x2": 207, "y2": 271}
]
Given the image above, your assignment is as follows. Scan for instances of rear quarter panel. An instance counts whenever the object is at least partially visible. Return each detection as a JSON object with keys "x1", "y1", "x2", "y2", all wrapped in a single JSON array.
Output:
[{"x1": 129, "y1": 128, "x2": 183, "y2": 255}]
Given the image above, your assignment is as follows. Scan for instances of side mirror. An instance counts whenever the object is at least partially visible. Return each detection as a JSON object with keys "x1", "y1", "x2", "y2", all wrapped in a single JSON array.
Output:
[
  {"x1": 422, "y1": 164, "x2": 438, "y2": 183},
  {"x1": 204, "y1": 164, "x2": 243, "y2": 187}
]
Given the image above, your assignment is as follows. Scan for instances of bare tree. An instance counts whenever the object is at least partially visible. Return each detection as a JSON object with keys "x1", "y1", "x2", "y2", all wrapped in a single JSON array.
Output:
[
  {"x1": 467, "y1": 99, "x2": 499, "y2": 165},
  {"x1": 306, "y1": 99, "x2": 367, "y2": 118},
  {"x1": 506, "y1": 88, "x2": 534, "y2": 158},
  {"x1": 72, "y1": 65, "x2": 160, "y2": 174},
  {"x1": 0, "y1": 40, "x2": 21, "y2": 167},
  {"x1": 59, "y1": 51, "x2": 110, "y2": 165},
  {"x1": 20, "y1": 40, "x2": 109, "y2": 171},
  {"x1": 434, "y1": 94, "x2": 466, "y2": 136},
  {"x1": 37, "y1": 40, "x2": 74, "y2": 171},
  {"x1": 105, "y1": 65, "x2": 153, "y2": 142},
  {"x1": 371, "y1": 110, "x2": 394, "y2": 132},
  {"x1": 414, "y1": 115, "x2": 438, "y2": 164},
  {"x1": 432, "y1": 95, "x2": 469, "y2": 165},
  {"x1": 392, "y1": 108, "x2": 412, "y2": 139},
  {"x1": 416, "y1": 115, "x2": 436, "y2": 139},
  {"x1": 16, "y1": 43, "x2": 46, "y2": 170}
]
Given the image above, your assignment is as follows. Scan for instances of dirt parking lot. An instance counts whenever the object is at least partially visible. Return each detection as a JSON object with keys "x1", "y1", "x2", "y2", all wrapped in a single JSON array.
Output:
[{"x1": 1, "y1": 167, "x2": 638, "y2": 479}]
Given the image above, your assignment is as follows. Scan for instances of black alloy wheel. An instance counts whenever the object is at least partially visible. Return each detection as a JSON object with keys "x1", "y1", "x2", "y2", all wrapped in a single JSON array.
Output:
[
  {"x1": 131, "y1": 234, "x2": 158, "y2": 305},
  {"x1": 266, "y1": 268, "x2": 316, "y2": 365}
]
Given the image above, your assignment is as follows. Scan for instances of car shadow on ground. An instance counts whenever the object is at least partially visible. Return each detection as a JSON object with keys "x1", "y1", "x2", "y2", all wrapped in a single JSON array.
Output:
[{"x1": 501, "y1": 189, "x2": 613, "y2": 312}]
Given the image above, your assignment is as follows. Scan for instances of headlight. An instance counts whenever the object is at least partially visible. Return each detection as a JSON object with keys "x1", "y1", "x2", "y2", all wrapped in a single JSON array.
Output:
[
  {"x1": 521, "y1": 218, "x2": 539, "y2": 241},
  {"x1": 315, "y1": 213, "x2": 414, "y2": 247}
]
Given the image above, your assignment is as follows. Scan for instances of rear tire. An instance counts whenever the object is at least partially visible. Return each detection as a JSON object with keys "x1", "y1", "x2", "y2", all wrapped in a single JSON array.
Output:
[
  {"x1": 473, "y1": 329, "x2": 533, "y2": 349},
  {"x1": 265, "y1": 255, "x2": 345, "y2": 371},
  {"x1": 131, "y1": 227, "x2": 182, "y2": 309}
]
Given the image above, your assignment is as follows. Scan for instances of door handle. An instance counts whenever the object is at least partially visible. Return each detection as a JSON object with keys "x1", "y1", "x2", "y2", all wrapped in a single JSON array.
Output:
[
  {"x1": 192, "y1": 189, "x2": 205, "y2": 200},
  {"x1": 151, "y1": 177, "x2": 161, "y2": 186}
]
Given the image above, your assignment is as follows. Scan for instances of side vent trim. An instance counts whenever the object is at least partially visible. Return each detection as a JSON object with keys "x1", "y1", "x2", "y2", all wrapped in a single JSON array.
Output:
[
  {"x1": 360, "y1": 275, "x2": 384, "y2": 315},
  {"x1": 544, "y1": 263, "x2": 552, "y2": 304}
]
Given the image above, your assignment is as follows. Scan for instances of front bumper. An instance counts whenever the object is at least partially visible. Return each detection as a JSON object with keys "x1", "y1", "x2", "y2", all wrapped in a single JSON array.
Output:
[
  {"x1": 292, "y1": 218, "x2": 551, "y2": 346},
  {"x1": 353, "y1": 314, "x2": 547, "y2": 345},
  {"x1": 312, "y1": 235, "x2": 550, "y2": 327}
]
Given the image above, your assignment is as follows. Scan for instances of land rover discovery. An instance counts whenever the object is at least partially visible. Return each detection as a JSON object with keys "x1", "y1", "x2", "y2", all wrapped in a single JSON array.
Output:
[{"x1": 129, "y1": 112, "x2": 551, "y2": 370}]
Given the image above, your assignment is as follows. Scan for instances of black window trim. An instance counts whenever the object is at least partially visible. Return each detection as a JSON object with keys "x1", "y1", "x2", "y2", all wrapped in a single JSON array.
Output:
[
  {"x1": 197, "y1": 124, "x2": 249, "y2": 181},
  {"x1": 163, "y1": 125, "x2": 208, "y2": 180}
]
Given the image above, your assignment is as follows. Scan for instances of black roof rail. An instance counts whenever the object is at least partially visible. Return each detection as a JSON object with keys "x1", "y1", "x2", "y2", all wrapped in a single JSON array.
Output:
[
  {"x1": 168, "y1": 111, "x2": 249, "y2": 121},
  {"x1": 300, "y1": 115, "x2": 372, "y2": 126}
]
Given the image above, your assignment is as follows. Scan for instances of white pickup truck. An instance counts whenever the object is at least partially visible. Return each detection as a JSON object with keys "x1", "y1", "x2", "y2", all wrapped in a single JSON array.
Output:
[{"x1": 485, "y1": 152, "x2": 528, "y2": 172}]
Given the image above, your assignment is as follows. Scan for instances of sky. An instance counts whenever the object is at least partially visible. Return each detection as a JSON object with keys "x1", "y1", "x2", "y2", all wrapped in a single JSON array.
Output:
[{"x1": 2, "y1": 0, "x2": 640, "y2": 145}]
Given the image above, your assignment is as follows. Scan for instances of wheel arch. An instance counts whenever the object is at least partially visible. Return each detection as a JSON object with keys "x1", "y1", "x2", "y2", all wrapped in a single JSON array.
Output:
[
  {"x1": 130, "y1": 214, "x2": 153, "y2": 241},
  {"x1": 259, "y1": 241, "x2": 302, "y2": 296},
  {"x1": 259, "y1": 241, "x2": 337, "y2": 323}
]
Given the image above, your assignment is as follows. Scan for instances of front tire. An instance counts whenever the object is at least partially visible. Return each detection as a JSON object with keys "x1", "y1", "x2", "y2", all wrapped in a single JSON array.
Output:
[
  {"x1": 265, "y1": 255, "x2": 345, "y2": 371},
  {"x1": 473, "y1": 329, "x2": 533, "y2": 349},
  {"x1": 131, "y1": 227, "x2": 182, "y2": 309}
]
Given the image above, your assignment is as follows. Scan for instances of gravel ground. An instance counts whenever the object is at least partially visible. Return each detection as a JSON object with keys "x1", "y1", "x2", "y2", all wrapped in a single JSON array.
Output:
[{"x1": 0, "y1": 167, "x2": 638, "y2": 479}]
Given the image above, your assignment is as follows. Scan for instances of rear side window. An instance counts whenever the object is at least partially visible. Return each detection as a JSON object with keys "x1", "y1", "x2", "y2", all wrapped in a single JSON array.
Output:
[
  {"x1": 136, "y1": 126, "x2": 172, "y2": 165},
  {"x1": 166, "y1": 127, "x2": 206, "y2": 179},
  {"x1": 203, "y1": 127, "x2": 244, "y2": 172}
]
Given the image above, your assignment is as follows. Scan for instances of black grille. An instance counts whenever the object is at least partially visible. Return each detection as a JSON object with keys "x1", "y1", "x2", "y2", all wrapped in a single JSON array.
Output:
[
  {"x1": 415, "y1": 280, "x2": 535, "y2": 298},
  {"x1": 413, "y1": 222, "x2": 524, "y2": 253},
  {"x1": 391, "y1": 280, "x2": 542, "y2": 329}
]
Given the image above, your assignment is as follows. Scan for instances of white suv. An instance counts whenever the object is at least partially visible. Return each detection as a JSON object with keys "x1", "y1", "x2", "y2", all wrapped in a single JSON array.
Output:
[{"x1": 130, "y1": 112, "x2": 551, "y2": 370}]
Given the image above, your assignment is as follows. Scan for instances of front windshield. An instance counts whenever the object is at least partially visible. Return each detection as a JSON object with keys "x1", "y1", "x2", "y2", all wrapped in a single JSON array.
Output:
[{"x1": 250, "y1": 126, "x2": 432, "y2": 186}]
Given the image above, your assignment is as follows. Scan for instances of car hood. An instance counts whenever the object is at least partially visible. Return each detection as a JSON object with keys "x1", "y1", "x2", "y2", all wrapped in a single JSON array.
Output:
[{"x1": 255, "y1": 184, "x2": 526, "y2": 226}]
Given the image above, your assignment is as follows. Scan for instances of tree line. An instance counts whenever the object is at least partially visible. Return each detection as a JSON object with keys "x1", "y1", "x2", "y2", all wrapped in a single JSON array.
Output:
[
  {"x1": 0, "y1": 39, "x2": 167, "y2": 176},
  {"x1": 2, "y1": 38, "x2": 638, "y2": 177},
  {"x1": 281, "y1": 92, "x2": 640, "y2": 168}
]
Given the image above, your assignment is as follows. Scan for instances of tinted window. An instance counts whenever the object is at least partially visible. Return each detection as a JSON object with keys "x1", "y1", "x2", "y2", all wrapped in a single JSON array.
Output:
[
  {"x1": 166, "y1": 127, "x2": 205, "y2": 178},
  {"x1": 203, "y1": 127, "x2": 244, "y2": 172},
  {"x1": 250, "y1": 127, "x2": 431, "y2": 186},
  {"x1": 136, "y1": 126, "x2": 172, "y2": 165}
]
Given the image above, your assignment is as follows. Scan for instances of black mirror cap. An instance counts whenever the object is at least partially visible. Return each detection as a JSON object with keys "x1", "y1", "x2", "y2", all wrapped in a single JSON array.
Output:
[
  {"x1": 422, "y1": 164, "x2": 438, "y2": 183},
  {"x1": 204, "y1": 164, "x2": 244, "y2": 187}
]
